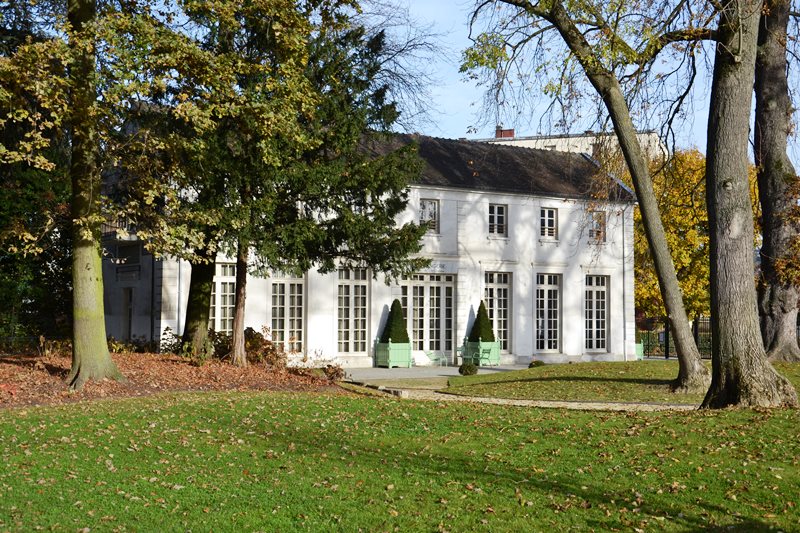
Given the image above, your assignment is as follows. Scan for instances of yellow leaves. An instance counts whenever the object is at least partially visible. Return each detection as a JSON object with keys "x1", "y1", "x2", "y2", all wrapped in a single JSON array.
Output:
[
  {"x1": 1, "y1": 39, "x2": 70, "y2": 174},
  {"x1": 460, "y1": 32, "x2": 509, "y2": 73},
  {"x1": 632, "y1": 150, "x2": 711, "y2": 318}
]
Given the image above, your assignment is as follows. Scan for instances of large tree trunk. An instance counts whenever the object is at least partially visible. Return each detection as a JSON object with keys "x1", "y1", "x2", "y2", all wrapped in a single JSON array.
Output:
[
  {"x1": 541, "y1": 1, "x2": 709, "y2": 393},
  {"x1": 181, "y1": 249, "x2": 216, "y2": 356},
  {"x1": 702, "y1": 0, "x2": 797, "y2": 408},
  {"x1": 754, "y1": 0, "x2": 800, "y2": 362},
  {"x1": 66, "y1": 0, "x2": 123, "y2": 390},
  {"x1": 230, "y1": 240, "x2": 248, "y2": 367}
]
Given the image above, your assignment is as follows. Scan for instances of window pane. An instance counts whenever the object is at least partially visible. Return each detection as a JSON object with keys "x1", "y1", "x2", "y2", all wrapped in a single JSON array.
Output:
[
  {"x1": 585, "y1": 275, "x2": 608, "y2": 350},
  {"x1": 489, "y1": 204, "x2": 508, "y2": 236},
  {"x1": 589, "y1": 211, "x2": 606, "y2": 242},
  {"x1": 338, "y1": 269, "x2": 369, "y2": 354},
  {"x1": 401, "y1": 274, "x2": 456, "y2": 356},
  {"x1": 484, "y1": 272, "x2": 511, "y2": 351},
  {"x1": 535, "y1": 274, "x2": 560, "y2": 351},
  {"x1": 540, "y1": 208, "x2": 558, "y2": 239},
  {"x1": 420, "y1": 199, "x2": 439, "y2": 233}
]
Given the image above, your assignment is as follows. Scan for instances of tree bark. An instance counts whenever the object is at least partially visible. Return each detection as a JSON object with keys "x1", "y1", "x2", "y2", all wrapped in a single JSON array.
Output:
[
  {"x1": 754, "y1": 0, "x2": 800, "y2": 362},
  {"x1": 230, "y1": 240, "x2": 248, "y2": 367},
  {"x1": 66, "y1": 0, "x2": 123, "y2": 390},
  {"x1": 534, "y1": 0, "x2": 709, "y2": 392},
  {"x1": 181, "y1": 248, "x2": 216, "y2": 356},
  {"x1": 702, "y1": 0, "x2": 797, "y2": 408}
]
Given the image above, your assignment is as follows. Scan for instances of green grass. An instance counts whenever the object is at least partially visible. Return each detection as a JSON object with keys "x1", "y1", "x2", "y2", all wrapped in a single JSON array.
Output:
[
  {"x1": 446, "y1": 361, "x2": 800, "y2": 405},
  {"x1": 1, "y1": 392, "x2": 799, "y2": 531}
]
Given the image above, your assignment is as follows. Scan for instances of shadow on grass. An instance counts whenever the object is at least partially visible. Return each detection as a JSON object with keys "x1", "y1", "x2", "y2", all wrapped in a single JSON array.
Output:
[{"x1": 263, "y1": 402, "x2": 777, "y2": 531}]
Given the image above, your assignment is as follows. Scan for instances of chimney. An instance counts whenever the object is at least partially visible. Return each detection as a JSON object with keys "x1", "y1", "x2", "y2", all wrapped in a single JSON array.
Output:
[{"x1": 495, "y1": 126, "x2": 515, "y2": 139}]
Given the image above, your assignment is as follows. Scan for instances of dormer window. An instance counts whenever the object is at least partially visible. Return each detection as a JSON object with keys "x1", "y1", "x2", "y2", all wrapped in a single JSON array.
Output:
[{"x1": 420, "y1": 199, "x2": 439, "y2": 233}]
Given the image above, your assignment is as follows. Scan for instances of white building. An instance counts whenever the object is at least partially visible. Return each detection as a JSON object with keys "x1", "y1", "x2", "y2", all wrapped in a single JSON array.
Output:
[
  {"x1": 103, "y1": 135, "x2": 637, "y2": 366},
  {"x1": 484, "y1": 127, "x2": 666, "y2": 161}
]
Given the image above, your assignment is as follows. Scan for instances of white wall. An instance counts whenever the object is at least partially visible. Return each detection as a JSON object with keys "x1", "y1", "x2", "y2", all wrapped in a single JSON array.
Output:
[
  {"x1": 399, "y1": 185, "x2": 635, "y2": 363},
  {"x1": 103, "y1": 185, "x2": 635, "y2": 365}
]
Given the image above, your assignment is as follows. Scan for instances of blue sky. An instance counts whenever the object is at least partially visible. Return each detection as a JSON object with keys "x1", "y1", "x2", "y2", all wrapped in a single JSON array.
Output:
[
  {"x1": 404, "y1": 1, "x2": 800, "y2": 166},
  {"x1": 402, "y1": 1, "x2": 488, "y2": 139},
  {"x1": 401, "y1": 1, "x2": 717, "y2": 154}
]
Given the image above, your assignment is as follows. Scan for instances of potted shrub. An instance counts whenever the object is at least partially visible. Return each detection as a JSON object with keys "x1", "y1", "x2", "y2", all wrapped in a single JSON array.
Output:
[
  {"x1": 375, "y1": 299, "x2": 412, "y2": 368},
  {"x1": 464, "y1": 300, "x2": 500, "y2": 366}
]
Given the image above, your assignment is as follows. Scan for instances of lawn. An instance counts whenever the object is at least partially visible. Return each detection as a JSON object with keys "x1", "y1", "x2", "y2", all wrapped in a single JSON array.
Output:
[
  {"x1": 446, "y1": 361, "x2": 800, "y2": 405},
  {"x1": 1, "y1": 392, "x2": 799, "y2": 531}
]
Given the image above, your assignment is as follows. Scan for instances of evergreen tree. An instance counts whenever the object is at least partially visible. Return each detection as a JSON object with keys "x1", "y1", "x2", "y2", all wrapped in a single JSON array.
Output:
[
  {"x1": 380, "y1": 299, "x2": 409, "y2": 344},
  {"x1": 468, "y1": 301, "x2": 495, "y2": 343},
  {"x1": 111, "y1": 5, "x2": 429, "y2": 359}
]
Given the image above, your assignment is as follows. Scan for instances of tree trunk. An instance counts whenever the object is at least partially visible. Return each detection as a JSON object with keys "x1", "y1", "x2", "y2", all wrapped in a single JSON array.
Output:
[
  {"x1": 702, "y1": 0, "x2": 797, "y2": 408},
  {"x1": 230, "y1": 240, "x2": 248, "y2": 367},
  {"x1": 759, "y1": 285, "x2": 799, "y2": 362},
  {"x1": 754, "y1": 0, "x2": 800, "y2": 362},
  {"x1": 181, "y1": 248, "x2": 216, "y2": 356},
  {"x1": 542, "y1": 0, "x2": 709, "y2": 393},
  {"x1": 66, "y1": 0, "x2": 123, "y2": 390}
]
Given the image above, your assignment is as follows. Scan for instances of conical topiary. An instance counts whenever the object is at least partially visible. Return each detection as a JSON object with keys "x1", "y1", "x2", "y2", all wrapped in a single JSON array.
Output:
[
  {"x1": 468, "y1": 300, "x2": 495, "y2": 342},
  {"x1": 380, "y1": 299, "x2": 410, "y2": 344}
]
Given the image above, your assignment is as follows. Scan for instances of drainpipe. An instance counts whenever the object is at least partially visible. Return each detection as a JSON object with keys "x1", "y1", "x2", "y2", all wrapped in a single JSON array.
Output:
[
  {"x1": 621, "y1": 204, "x2": 629, "y2": 362},
  {"x1": 177, "y1": 259, "x2": 182, "y2": 336},
  {"x1": 150, "y1": 253, "x2": 155, "y2": 342}
]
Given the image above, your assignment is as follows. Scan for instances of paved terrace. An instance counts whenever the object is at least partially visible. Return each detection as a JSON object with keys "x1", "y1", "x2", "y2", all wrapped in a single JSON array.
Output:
[{"x1": 347, "y1": 363, "x2": 528, "y2": 382}]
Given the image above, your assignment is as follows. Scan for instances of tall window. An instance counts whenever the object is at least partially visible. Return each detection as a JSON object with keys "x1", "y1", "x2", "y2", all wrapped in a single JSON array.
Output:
[
  {"x1": 585, "y1": 275, "x2": 608, "y2": 351},
  {"x1": 588, "y1": 211, "x2": 606, "y2": 242},
  {"x1": 209, "y1": 263, "x2": 236, "y2": 334},
  {"x1": 535, "y1": 274, "x2": 560, "y2": 351},
  {"x1": 488, "y1": 204, "x2": 508, "y2": 236},
  {"x1": 420, "y1": 199, "x2": 439, "y2": 233},
  {"x1": 272, "y1": 276, "x2": 304, "y2": 352},
  {"x1": 540, "y1": 208, "x2": 558, "y2": 239},
  {"x1": 338, "y1": 268, "x2": 369, "y2": 354},
  {"x1": 122, "y1": 288, "x2": 134, "y2": 341},
  {"x1": 484, "y1": 272, "x2": 511, "y2": 351},
  {"x1": 401, "y1": 274, "x2": 455, "y2": 353}
]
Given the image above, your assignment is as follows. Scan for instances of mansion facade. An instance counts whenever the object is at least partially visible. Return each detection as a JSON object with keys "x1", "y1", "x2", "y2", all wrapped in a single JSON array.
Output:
[{"x1": 103, "y1": 135, "x2": 637, "y2": 366}]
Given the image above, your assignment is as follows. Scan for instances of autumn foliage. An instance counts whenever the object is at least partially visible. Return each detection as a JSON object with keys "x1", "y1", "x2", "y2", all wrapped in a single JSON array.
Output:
[{"x1": 631, "y1": 150, "x2": 759, "y2": 321}]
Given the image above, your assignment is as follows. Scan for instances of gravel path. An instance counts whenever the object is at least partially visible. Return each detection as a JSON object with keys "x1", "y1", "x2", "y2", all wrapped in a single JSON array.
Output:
[
  {"x1": 402, "y1": 388, "x2": 697, "y2": 411},
  {"x1": 347, "y1": 381, "x2": 698, "y2": 412}
]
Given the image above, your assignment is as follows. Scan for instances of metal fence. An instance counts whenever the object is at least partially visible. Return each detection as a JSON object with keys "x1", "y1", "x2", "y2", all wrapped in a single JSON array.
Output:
[
  {"x1": 637, "y1": 316, "x2": 800, "y2": 359},
  {"x1": 636, "y1": 323, "x2": 704, "y2": 359}
]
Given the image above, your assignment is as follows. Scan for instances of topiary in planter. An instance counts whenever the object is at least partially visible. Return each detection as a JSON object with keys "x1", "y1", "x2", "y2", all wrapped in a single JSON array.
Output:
[
  {"x1": 380, "y1": 299, "x2": 410, "y2": 344},
  {"x1": 468, "y1": 300, "x2": 495, "y2": 342},
  {"x1": 458, "y1": 362, "x2": 478, "y2": 376}
]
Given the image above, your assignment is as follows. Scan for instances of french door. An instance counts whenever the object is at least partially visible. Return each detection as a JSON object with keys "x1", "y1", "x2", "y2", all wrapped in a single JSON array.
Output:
[
  {"x1": 484, "y1": 272, "x2": 511, "y2": 352},
  {"x1": 401, "y1": 274, "x2": 455, "y2": 355},
  {"x1": 535, "y1": 274, "x2": 560, "y2": 352}
]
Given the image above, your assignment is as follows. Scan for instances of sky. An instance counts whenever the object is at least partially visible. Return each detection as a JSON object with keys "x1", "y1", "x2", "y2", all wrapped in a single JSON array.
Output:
[
  {"x1": 399, "y1": 0, "x2": 797, "y2": 166},
  {"x1": 400, "y1": 1, "x2": 488, "y2": 139},
  {"x1": 404, "y1": 0, "x2": 714, "y2": 148}
]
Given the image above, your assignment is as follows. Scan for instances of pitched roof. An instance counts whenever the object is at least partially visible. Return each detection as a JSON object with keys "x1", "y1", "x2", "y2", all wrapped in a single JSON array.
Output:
[{"x1": 375, "y1": 134, "x2": 635, "y2": 202}]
